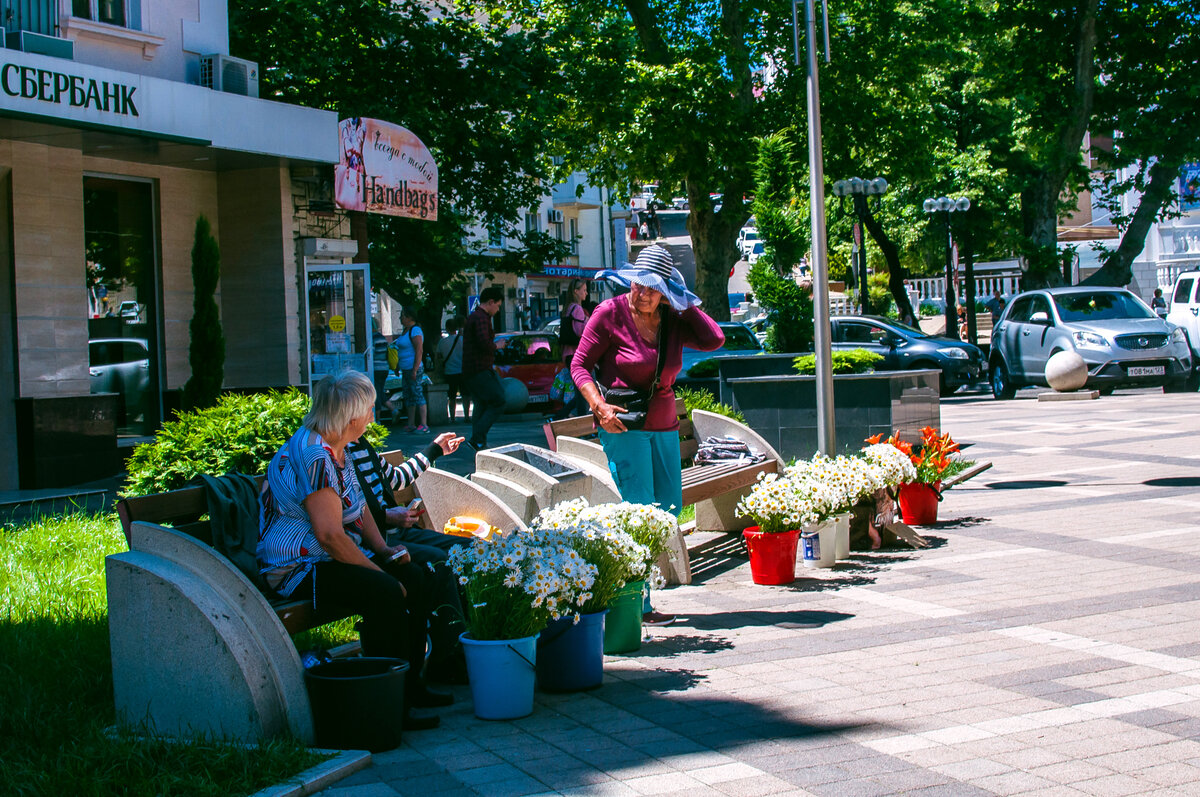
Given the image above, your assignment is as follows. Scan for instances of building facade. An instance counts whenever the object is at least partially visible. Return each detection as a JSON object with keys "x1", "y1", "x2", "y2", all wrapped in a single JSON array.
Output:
[{"x1": 0, "y1": 1, "x2": 349, "y2": 489}]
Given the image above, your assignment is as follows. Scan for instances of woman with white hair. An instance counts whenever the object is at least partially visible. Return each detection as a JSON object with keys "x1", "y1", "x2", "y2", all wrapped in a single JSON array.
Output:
[
  {"x1": 571, "y1": 244, "x2": 724, "y2": 624},
  {"x1": 257, "y1": 370, "x2": 450, "y2": 730}
]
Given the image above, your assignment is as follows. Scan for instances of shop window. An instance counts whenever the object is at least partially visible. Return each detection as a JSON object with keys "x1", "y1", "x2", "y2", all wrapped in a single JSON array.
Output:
[
  {"x1": 72, "y1": 0, "x2": 132, "y2": 28},
  {"x1": 84, "y1": 176, "x2": 159, "y2": 438}
]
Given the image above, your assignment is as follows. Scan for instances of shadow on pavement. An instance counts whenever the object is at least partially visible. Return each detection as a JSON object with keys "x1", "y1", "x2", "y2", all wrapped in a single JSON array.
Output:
[
  {"x1": 931, "y1": 516, "x2": 990, "y2": 529},
  {"x1": 1144, "y1": 476, "x2": 1200, "y2": 488},
  {"x1": 985, "y1": 479, "x2": 1069, "y2": 489},
  {"x1": 687, "y1": 534, "x2": 748, "y2": 583},
  {"x1": 634, "y1": 633, "x2": 736, "y2": 657}
]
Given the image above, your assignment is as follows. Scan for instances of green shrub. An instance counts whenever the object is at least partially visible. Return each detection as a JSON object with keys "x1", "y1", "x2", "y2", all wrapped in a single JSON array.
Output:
[
  {"x1": 677, "y1": 386, "x2": 745, "y2": 423},
  {"x1": 123, "y1": 388, "x2": 387, "y2": 497},
  {"x1": 792, "y1": 348, "x2": 883, "y2": 375}
]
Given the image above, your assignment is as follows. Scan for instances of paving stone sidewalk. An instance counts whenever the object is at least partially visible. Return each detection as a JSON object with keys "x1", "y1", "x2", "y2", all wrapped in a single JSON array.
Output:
[{"x1": 321, "y1": 390, "x2": 1200, "y2": 797}]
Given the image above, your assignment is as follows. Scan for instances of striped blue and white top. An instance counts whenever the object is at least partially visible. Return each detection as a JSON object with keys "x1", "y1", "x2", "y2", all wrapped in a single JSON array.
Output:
[{"x1": 257, "y1": 427, "x2": 370, "y2": 597}]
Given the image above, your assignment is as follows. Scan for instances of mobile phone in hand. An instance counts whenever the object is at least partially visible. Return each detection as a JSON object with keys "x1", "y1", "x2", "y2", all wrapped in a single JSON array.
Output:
[{"x1": 407, "y1": 497, "x2": 423, "y2": 512}]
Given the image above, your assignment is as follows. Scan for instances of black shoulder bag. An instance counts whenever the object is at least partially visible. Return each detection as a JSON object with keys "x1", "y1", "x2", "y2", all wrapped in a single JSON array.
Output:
[{"x1": 602, "y1": 311, "x2": 667, "y2": 431}]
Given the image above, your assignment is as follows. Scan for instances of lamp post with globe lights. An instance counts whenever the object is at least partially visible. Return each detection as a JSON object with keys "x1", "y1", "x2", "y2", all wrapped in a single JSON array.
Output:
[
  {"x1": 832, "y1": 177, "x2": 889, "y2": 315},
  {"x1": 923, "y1": 196, "x2": 971, "y2": 341}
]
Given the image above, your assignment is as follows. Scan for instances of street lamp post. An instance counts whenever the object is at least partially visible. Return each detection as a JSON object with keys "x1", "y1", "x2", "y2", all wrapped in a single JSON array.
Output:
[
  {"x1": 832, "y1": 177, "x2": 889, "y2": 315},
  {"x1": 922, "y1": 196, "x2": 970, "y2": 341}
]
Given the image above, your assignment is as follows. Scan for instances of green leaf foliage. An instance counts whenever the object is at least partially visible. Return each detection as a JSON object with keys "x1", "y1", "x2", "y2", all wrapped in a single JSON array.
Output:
[
  {"x1": 122, "y1": 389, "x2": 387, "y2": 497},
  {"x1": 746, "y1": 259, "x2": 814, "y2": 354},
  {"x1": 677, "y1": 386, "x2": 745, "y2": 424},
  {"x1": 792, "y1": 349, "x2": 883, "y2": 376}
]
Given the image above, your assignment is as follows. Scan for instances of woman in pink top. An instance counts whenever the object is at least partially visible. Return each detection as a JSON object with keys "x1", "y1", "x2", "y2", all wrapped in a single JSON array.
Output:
[{"x1": 571, "y1": 245, "x2": 724, "y2": 624}]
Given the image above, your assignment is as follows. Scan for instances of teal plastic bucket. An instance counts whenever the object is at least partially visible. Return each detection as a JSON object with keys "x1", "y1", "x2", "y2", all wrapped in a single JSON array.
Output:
[
  {"x1": 603, "y1": 580, "x2": 645, "y2": 654},
  {"x1": 460, "y1": 632, "x2": 538, "y2": 720},
  {"x1": 537, "y1": 610, "x2": 607, "y2": 692}
]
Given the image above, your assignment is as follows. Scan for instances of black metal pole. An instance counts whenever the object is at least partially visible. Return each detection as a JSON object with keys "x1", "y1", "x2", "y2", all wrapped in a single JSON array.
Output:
[
  {"x1": 855, "y1": 196, "x2": 870, "y2": 315},
  {"x1": 964, "y1": 225, "x2": 977, "y2": 344},
  {"x1": 943, "y1": 213, "x2": 958, "y2": 341}
]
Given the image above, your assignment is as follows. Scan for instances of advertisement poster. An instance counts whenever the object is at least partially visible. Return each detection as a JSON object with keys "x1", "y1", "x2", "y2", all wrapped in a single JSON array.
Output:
[
  {"x1": 1180, "y1": 163, "x2": 1200, "y2": 212},
  {"x1": 335, "y1": 117, "x2": 438, "y2": 220}
]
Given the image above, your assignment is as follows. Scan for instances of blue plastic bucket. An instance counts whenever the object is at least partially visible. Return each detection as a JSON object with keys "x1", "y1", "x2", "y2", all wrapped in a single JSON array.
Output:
[
  {"x1": 460, "y1": 632, "x2": 538, "y2": 720},
  {"x1": 536, "y1": 610, "x2": 607, "y2": 692}
]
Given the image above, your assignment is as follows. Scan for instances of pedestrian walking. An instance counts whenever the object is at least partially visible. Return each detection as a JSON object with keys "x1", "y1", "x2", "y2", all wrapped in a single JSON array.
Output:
[
  {"x1": 1152, "y1": 288, "x2": 1168, "y2": 318},
  {"x1": 435, "y1": 316, "x2": 469, "y2": 422},
  {"x1": 462, "y1": 286, "x2": 506, "y2": 451}
]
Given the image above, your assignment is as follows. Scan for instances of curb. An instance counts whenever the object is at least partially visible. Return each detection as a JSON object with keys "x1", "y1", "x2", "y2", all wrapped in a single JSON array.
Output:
[{"x1": 250, "y1": 749, "x2": 371, "y2": 797}]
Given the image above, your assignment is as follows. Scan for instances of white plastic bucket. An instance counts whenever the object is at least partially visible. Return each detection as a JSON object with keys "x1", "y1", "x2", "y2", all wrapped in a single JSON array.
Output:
[
  {"x1": 801, "y1": 520, "x2": 837, "y2": 568},
  {"x1": 835, "y1": 512, "x2": 851, "y2": 560}
]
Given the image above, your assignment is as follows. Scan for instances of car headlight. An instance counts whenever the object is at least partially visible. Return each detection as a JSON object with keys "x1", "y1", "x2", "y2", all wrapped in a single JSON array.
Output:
[
  {"x1": 1170, "y1": 327, "x2": 1187, "y2": 344},
  {"x1": 1072, "y1": 331, "x2": 1108, "y2": 349},
  {"x1": 936, "y1": 347, "x2": 968, "y2": 360}
]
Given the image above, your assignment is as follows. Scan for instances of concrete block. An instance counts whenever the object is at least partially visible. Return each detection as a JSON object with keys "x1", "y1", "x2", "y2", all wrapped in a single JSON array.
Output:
[
  {"x1": 475, "y1": 444, "x2": 594, "y2": 520},
  {"x1": 413, "y1": 468, "x2": 527, "y2": 533},
  {"x1": 106, "y1": 522, "x2": 313, "y2": 744},
  {"x1": 1038, "y1": 389, "x2": 1100, "y2": 402},
  {"x1": 556, "y1": 436, "x2": 609, "y2": 470},
  {"x1": 470, "y1": 472, "x2": 540, "y2": 523}
]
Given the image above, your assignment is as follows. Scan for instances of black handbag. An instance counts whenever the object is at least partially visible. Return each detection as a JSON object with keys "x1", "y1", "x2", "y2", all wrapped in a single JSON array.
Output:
[{"x1": 601, "y1": 313, "x2": 668, "y2": 431}]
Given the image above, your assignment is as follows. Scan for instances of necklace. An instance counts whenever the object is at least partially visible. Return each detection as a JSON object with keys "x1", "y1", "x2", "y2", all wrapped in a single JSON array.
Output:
[{"x1": 627, "y1": 295, "x2": 659, "y2": 342}]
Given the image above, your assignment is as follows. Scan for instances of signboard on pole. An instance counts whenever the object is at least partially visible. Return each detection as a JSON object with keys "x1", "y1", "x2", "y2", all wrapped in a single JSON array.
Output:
[{"x1": 335, "y1": 118, "x2": 438, "y2": 220}]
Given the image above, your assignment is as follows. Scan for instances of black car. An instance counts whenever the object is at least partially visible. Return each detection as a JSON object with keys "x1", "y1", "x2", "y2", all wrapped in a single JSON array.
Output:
[{"x1": 830, "y1": 315, "x2": 983, "y2": 393}]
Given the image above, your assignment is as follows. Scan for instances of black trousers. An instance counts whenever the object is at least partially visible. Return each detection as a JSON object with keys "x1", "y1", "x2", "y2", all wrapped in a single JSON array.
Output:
[
  {"x1": 301, "y1": 559, "x2": 432, "y2": 694},
  {"x1": 467, "y1": 369, "x2": 506, "y2": 444},
  {"x1": 387, "y1": 527, "x2": 469, "y2": 664}
]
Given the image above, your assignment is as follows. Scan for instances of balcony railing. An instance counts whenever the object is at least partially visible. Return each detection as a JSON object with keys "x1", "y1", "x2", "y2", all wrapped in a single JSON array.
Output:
[{"x1": 1, "y1": 0, "x2": 59, "y2": 36}]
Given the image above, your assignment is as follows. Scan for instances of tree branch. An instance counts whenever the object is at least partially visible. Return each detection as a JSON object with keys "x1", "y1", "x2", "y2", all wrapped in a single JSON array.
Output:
[{"x1": 1082, "y1": 156, "x2": 1183, "y2": 287}]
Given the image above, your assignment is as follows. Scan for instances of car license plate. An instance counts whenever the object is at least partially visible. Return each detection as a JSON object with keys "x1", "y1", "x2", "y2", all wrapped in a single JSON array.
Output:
[
  {"x1": 527, "y1": 393, "x2": 549, "y2": 403},
  {"x1": 1127, "y1": 365, "x2": 1165, "y2": 376}
]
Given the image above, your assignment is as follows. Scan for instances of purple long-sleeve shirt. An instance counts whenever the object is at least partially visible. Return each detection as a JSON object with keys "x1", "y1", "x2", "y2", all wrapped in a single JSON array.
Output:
[{"x1": 571, "y1": 296, "x2": 724, "y2": 432}]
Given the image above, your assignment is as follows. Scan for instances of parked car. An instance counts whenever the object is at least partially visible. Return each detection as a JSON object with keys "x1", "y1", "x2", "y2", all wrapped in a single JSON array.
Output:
[
  {"x1": 746, "y1": 241, "x2": 766, "y2": 265},
  {"x1": 493, "y1": 331, "x2": 563, "y2": 408},
  {"x1": 829, "y1": 316, "x2": 984, "y2": 394},
  {"x1": 738, "y1": 228, "x2": 760, "y2": 257},
  {"x1": 680, "y1": 322, "x2": 765, "y2": 378},
  {"x1": 672, "y1": 196, "x2": 689, "y2": 210},
  {"x1": 89, "y1": 337, "x2": 150, "y2": 422},
  {"x1": 989, "y1": 286, "x2": 1192, "y2": 398},
  {"x1": 1165, "y1": 270, "x2": 1200, "y2": 390},
  {"x1": 539, "y1": 317, "x2": 561, "y2": 334}
]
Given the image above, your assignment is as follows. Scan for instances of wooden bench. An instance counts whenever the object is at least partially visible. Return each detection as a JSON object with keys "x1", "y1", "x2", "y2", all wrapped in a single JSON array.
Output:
[{"x1": 543, "y1": 396, "x2": 780, "y2": 507}]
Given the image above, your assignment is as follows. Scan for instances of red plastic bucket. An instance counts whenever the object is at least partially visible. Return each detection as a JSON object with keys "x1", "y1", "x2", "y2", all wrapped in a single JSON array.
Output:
[
  {"x1": 742, "y1": 527, "x2": 801, "y2": 585},
  {"x1": 898, "y1": 482, "x2": 941, "y2": 525}
]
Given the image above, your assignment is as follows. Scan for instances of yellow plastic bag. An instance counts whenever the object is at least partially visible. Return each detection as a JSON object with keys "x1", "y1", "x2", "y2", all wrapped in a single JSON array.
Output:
[{"x1": 443, "y1": 516, "x2": 501, "y2": 541}]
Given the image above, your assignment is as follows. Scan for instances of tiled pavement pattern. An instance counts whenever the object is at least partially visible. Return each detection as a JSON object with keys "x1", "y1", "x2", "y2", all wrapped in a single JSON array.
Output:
[{"x1": 320, "y1": 390, "x2": 1200, "y2": 796}]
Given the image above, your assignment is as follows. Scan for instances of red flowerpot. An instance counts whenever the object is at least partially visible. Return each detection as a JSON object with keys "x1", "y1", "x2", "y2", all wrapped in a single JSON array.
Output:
[
  {"x1": 898, "y1": 482, "x2": 941, "y2": 525},
  {"x1": 742, "y1": 527, "x2": 801, "y2": 585}
]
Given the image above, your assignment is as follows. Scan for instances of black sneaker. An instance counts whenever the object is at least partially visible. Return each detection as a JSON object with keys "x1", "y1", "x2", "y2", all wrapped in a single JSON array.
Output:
[{"x1": 467, "y1": 439, "x2": 488, "y2": 451}]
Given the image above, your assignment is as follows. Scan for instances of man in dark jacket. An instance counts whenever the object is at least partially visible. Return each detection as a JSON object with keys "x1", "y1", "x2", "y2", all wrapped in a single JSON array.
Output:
[{"x1": 462, "y1": 286, "x2": 506, "y2": 450}]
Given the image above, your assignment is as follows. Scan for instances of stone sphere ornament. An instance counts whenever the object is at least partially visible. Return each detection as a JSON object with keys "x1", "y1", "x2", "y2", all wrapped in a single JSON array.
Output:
[
  {"x1": 1045, "y1": 350, "x2": 1089, "y2": 392},
  {"x1": 500, "y1": 376, "x2": 529, "y2": 412}
]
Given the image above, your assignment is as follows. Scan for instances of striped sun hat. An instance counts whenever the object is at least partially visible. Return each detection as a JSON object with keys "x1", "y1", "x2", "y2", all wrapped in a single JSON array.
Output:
[{"x1": 596, "y1": 244, "x2": 701, "y2": 312}]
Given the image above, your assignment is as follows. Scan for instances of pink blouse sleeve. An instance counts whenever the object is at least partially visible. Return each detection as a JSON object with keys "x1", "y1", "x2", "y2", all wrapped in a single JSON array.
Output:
[{"x1": 675, "y1": 306, "x2": 725, "y2": 352}]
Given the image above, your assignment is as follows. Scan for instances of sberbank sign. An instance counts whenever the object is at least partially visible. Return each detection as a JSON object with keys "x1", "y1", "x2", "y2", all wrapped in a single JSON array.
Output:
[{"x1": 1, "y1": 63, "x2": 138, "y2": 117}]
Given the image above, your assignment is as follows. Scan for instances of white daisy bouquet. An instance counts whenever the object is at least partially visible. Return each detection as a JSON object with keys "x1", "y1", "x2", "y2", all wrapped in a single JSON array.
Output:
[
  {"x1": 586, "y1": 502, "x2": 677, "y2": 587},
  {"x1": 533, "y1": 498, "x2": 652, "y2": 613},
  {"x1": 861, "y1": 442, "x2": 917, "y2": 487},
  {"x1": 447, "y1": 530, "x2": 598, "y2": 641},
  {"x1": 785, "y1": 454, "x2": 851, "y2": 521},
  {"x1": 736, "y1": 471, "x2": 820, "y2": 533}
]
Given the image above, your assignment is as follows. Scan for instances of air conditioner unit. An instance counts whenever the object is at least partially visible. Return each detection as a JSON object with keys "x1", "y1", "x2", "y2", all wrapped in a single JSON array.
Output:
[
  {"x1": 547, "y1": 209, "x2": 564, "y2": 224},
  {"x1": 199, "y1": 54, "x2": 259, "y2": 98}
]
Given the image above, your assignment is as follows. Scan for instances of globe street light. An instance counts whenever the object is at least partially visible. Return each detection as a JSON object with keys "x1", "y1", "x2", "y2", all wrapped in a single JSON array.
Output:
[
  {"x1": 923, "y1": 196, "x2": 971, "y2": 341},
  {"x1": 832, "y1": 177, "x2": 889, "y2": 315}
]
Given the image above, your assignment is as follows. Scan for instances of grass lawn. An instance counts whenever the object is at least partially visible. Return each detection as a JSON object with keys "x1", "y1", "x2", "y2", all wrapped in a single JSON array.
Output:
[{"x1": 0, "y1": 512, "x2": 325, "y2": 797}]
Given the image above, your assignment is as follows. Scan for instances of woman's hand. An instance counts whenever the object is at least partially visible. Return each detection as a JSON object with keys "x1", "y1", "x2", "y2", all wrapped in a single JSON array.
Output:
[
  {"x1": 409, "y1": 367, "x2": 419, "y2": 381},
  {"x1": 384, "y1": 506, "x2": 420, "y2": 529},
  {"x1": 434, "y1": 432, "x2": 464, "y2": 454},
  {"x1": 593, "y1": 400, "x2": 628, "y2": 434},
  {"x1": 381, "y1": 544, "x2": 410, "y2": 566}
]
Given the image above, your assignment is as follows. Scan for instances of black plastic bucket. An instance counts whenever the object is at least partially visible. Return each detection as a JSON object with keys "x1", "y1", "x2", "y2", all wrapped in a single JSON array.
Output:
[{"x1": 304, "y1": 657, "x2": 409, "y2": 752}]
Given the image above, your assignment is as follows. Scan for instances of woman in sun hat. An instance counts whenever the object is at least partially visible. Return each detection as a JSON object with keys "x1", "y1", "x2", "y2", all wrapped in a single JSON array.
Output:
[{"x1": 571, "y1": 244, "x2": 724, "y2": 625}]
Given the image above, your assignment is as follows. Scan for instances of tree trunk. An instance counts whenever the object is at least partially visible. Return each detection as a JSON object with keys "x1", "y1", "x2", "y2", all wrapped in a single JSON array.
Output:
[
  {"x1": 855, "y1": 196, "x2": 915, "y2": 324},
  {"x1": 1082, "y1": 157, "x2": 1183, "y2": 288},
  {"x1": 1020, "y1": 0, "x2": 1100, "y2": 288},
  {"x1": 687, "y1": 202, "x2": 742, "y2": 321}
]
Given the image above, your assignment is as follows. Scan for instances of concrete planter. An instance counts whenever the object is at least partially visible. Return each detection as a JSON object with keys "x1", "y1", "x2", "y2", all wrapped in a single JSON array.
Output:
[{"x1": 719, "y1": 361, "x2": 939, "y2": 461}]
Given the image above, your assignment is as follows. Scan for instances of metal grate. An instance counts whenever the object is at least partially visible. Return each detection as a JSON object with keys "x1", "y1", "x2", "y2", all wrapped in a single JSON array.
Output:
[{"x1": 1115, "y1": 333, "x2": 1168, "y2": 351}]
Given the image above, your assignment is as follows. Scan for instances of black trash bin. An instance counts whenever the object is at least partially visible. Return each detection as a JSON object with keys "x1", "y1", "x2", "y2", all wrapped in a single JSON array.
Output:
[{"x1": 305, "y1": 657, "x2": 409, "y2": 752}]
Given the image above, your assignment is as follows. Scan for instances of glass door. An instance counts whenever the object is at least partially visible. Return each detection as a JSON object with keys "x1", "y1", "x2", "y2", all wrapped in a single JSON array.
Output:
[
  {"x1": 83, "y1": 176, "x2": 159, "y2": 438},
  {"x1": 305, "y1": 263, "x2": 372, "y2": 385}
]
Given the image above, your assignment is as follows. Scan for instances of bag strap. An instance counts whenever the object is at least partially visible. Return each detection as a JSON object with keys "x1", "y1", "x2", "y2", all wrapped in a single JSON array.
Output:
[{"x1": 648, "y1": 309, "x2": 668, "y2": 396}]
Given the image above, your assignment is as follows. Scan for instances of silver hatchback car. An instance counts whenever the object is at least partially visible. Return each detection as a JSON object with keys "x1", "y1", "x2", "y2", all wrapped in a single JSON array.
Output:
[{"x1": 989, "y1": 287, "x2": 1192, "y2": 398}]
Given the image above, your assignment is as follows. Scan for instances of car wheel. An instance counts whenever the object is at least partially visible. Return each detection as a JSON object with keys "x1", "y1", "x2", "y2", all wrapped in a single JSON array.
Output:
[{"x1": 991, "y1": 360, "x2": 1016, "y2": 399}]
